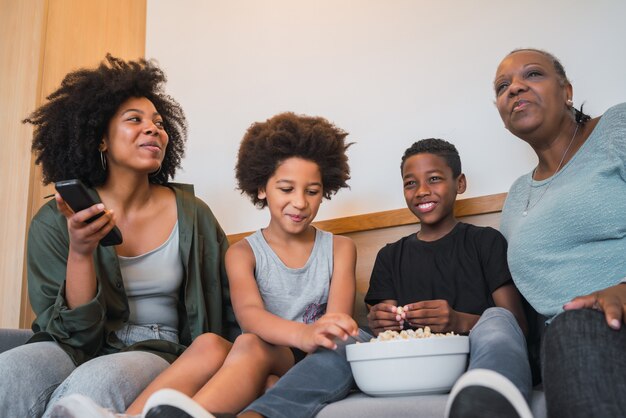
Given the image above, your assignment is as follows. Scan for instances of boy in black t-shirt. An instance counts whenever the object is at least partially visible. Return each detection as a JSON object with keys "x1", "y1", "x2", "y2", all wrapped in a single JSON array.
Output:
[{"x1": 366, "y1": 139, "x2": 533, "y2": 418}]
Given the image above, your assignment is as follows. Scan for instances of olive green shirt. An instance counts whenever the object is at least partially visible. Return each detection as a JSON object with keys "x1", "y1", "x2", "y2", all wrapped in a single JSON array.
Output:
[{"x1": 26, "y1": 183, "x2": 239, "y2": 365}]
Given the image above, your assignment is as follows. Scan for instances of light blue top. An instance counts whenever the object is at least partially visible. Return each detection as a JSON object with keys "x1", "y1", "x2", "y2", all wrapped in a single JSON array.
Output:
[
  {"x1": 500, "y1": 103, "x2": 626, "y2": 319},
  {"x1": 245, "y1": 228, "x2": 332, "y2": 325},
  {"x1": 118, "y1": 221, "x2": 183, "y2": 331}
]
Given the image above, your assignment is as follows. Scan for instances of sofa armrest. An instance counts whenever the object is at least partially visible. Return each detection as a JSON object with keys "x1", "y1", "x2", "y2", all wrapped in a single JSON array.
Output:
[{"x1": 0, "y1": 328, "x2": 34, "y2": 354}]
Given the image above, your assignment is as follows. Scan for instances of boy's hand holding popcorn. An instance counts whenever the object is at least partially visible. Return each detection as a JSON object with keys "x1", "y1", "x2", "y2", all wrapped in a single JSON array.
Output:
[
  {"x1": 367, "y1": 302, "x2": 405, "y2": 336},
  {"x1": 401, "y1": 299, "x2": 479, "y2": 334}
]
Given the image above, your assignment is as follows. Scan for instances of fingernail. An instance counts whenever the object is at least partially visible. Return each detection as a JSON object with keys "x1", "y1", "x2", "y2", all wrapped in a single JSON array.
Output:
[
  {"x1": 96, "y1": 204, "x2": 105, "y2": 211},
  {"x1": 610, "y1": 319, "x2": 621, "y2": 330}
]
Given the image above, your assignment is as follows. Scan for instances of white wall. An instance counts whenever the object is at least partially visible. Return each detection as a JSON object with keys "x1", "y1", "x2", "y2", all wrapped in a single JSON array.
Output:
[{"x1": 147, "y1": 0, "x2": 626, "y2": 235}]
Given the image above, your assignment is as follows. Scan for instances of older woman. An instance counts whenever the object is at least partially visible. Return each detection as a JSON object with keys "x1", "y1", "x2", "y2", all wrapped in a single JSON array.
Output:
[
  {"x1": 493, "y1": 49, "x2": 626, "y2": 417},
  {"x1": 0, "y1": 55, "x2": 237, "y2": 417}
]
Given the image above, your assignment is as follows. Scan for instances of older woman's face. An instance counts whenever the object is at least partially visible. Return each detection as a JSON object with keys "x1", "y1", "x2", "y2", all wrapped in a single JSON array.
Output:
[{"x1": 494, "y1": 50, "x2": 572, "y2": 138}]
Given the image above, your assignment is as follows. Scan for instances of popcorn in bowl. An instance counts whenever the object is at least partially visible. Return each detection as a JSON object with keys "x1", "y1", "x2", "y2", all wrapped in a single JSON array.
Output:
[{"x1": 369, "y1": 327, "x2": 456, "y2": 342}]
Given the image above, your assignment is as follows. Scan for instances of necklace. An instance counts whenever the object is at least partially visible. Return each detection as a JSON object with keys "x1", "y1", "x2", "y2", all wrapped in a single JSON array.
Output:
[{"x1": 522, "y1": 123, "x2": 580, "y2": 216}]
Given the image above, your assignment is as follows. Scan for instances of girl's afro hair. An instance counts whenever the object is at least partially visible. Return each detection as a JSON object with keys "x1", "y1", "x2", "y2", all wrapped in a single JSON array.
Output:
[{"x1": 236, "y1": 112, "x2": 352, "y2": 208}]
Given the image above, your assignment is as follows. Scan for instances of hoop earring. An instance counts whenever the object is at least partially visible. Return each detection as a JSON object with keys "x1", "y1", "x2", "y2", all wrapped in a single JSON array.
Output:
[{"x1": 100, "y1": 151, "x2": 107, "y2": 171}]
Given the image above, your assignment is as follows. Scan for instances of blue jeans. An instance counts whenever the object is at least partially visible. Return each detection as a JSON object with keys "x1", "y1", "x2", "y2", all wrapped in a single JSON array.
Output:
[
  {"x1": 467, "y1": 307, "x2": 532, "y2": 403},
  {"x1": 0, "y1": 324, "x2": 175, "y2": 418},
  {"x1": 542, "y1": 309, "x2": 626, "y2": 418},
  {"x1": 247, "y1": 308, "x2": 531, "y2": 418},
  {"x1": 245, "y1": 329, "x2": 371, "y2": 418}
]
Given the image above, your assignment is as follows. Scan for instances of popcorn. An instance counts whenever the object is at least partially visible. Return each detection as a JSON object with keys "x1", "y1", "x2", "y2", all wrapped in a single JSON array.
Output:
[
  {"x1": 396, "y1": 306, "x2": 404, "y2": 315},
  {"x1": 369, "y1": 327, "x2": 455, "y2": 342}
]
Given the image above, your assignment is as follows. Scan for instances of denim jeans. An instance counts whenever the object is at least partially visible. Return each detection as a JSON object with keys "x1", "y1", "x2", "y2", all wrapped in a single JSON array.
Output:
[
  {"x1": 0, "y1": 324, "x2": 176, "y2": 418},
  {"x1": 467, "y1": 307, "x2": 532, "y2": 403},
  {"x1": 247, "y1": 309, "x2": 531, "y2": 418},
  {"x1": 244, "y1": 329, "x2": 371, "y2": 418},
  {"x1": 542, "y1": 309, "x2": 626, "y2": 418}
]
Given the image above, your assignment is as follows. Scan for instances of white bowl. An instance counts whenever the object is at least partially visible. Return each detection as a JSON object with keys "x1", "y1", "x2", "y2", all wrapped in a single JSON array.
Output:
[{"x1": 346, "y1": 335, "x2": 469, "y2": 396}]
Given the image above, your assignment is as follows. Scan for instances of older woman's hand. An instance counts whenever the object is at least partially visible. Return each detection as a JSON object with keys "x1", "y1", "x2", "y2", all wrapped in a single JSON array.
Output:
[{"x1": 563, "y1": 283, "x2": 626, "y2": 330}]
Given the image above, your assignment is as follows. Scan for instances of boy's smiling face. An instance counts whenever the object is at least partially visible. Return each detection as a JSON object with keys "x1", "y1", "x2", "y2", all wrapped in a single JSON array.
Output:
[{"x1": 402, "y1": 153, "x2": 466, "y2": 240}]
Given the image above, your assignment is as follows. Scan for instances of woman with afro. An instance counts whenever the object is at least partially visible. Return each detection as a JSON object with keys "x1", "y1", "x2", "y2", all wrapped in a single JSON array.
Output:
[{"x1": 0, "y1": 55, "x2": 237, "y2": 417}]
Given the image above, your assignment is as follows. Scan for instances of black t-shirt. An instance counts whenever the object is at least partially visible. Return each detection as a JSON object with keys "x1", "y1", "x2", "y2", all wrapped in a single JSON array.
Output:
[{"x1": 365, "y1": 222, "x2": 513, "y2": 316}]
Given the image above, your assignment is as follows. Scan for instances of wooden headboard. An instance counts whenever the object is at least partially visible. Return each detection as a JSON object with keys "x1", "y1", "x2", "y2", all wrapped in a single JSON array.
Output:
[{"x1": 226, "y1": 193, "x2": 506, "y2": 244}]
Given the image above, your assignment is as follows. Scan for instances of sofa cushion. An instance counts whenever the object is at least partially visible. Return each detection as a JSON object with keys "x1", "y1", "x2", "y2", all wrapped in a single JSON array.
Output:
[
  {"x1": 0, "y1": 328, "x2": 34, "y2": 354},
  {"x1": 317, "y1": 390, "x2": 546, "y2": 418}
]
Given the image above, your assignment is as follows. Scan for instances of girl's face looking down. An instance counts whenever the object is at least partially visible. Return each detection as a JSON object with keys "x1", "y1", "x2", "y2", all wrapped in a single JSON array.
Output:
[
  {"x1": 101, "y1": 96, "x2": 169, "y2": 175},
  {"x1": 494, "y1": 50, "x2": 572, "y2": 138},
  {"x1": 258, "y1": 157, "x2": 324, "y2": 237}
]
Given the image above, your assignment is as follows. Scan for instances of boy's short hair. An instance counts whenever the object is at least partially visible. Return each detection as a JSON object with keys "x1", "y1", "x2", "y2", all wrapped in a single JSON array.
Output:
[
  {"x1": 400, "y1": 138, "x2": 462, "y2": 178},
  {"x1": 236, "y1": 112, "x2": 352, "y2": 208}
]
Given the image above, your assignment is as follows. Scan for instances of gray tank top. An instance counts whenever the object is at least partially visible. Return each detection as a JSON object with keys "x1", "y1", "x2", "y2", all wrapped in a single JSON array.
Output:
[
  {"x1": 245, "y1": 228, "x2": 333, "y2": 324},
  {"x1": 118, "y1": 222, "x2": 182, "y2": 332}
]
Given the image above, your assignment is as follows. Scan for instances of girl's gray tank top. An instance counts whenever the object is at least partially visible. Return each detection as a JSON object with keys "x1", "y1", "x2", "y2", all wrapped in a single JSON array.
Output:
[{"x1": 245, "y1": 228, "x2": 333, "y2": 324}]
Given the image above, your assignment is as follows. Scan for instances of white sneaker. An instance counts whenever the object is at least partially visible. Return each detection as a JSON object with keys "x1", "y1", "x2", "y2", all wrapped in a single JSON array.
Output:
[
  {"x1": 445, "y1": 369, "x2": 533, "y2": 418},
  {"x1": 143, "y1": 389, "x2": 217, "y2": 418},
  {"x1": 49, "y1": 394, "x2": 138, "y2": 418}
]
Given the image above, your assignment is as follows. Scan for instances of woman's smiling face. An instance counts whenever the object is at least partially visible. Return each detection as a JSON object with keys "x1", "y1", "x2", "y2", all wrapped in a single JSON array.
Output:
[{"x1": 102, "y1": 96, "x2": 169, "y2": 175}]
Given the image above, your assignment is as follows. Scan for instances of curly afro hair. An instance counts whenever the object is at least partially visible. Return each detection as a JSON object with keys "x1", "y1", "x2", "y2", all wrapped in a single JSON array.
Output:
[
  {"x1": 24, "y1": 54, "x2": 187, "y2": 186},
  {"x1": 401, "y1": 138, "x2": 462, "y2": 178},
  {"x1": 236, "y1": 112, "x2": 352, "y2": 208}
]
